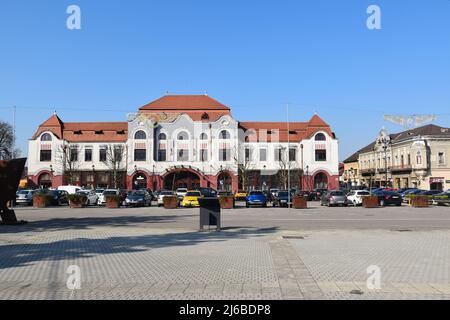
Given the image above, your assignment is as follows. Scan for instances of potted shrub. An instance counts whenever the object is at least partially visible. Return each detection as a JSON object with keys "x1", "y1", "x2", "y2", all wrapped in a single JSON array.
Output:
[
  {"x1": 68, "y1": 194, "x2": 87, "y2": 209},
  {"x1": 292, "y1": 195, "x2": 307, "y2": 209},
  {"x1": 362, "y1": 195, "x2": 379, "y2": 208},
  {"x1": 105, "y1": 195, "x2": 122, "y2": 209},
  {"x1": 410, "y1": 195, "x2": 429, "y2": 208},
  {"x1": 33, "y1": 192, "x2": 52, "y2": 208},
  {"x1": 219, "y1": 195, "x2": 235, "y2": 209},
  {"x1": 163, "y1": 196, "x2": 179, "y2": 209}
]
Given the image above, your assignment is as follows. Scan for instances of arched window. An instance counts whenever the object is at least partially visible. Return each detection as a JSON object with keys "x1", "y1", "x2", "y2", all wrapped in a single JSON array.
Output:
[
  {"x1": 134, "y1": 130, "x2": 147, "y2": 140},
  {"x1": 158, "y1": 133, "x2": 167, "y2": 141},
  {"x1": 219, "y1": 130, "x2": 231, "y2": 140},
  {"x1": 200, "y1": 133, "x2": 208, "y2": 140},
  {"x1": 177, "y1": 131, "x2": 189, "y2": 141},
  {"x1": 41, "y1": 133, "x2": 52, "y2": 141},
  {"x1": 315, "y1": 133, "x2": 326, "y2": 141}
]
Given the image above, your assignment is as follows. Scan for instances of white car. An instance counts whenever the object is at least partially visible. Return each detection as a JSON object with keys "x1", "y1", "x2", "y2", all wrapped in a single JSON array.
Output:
[
  {"x1": 57, "y1": 185, "x2": 82, "y2": 195},
  {"x1": 98, "y1": 189, "x2": 120, "y2": 206},
  {"x1": 157, "y1": 190, "x2": 175, "y2": 207},
  {"x1": 176, "y1": 188, "x2": 188, "y2": 200},
  {"x1": 347, "y1": 190, "x2": 371, "y2": 206},
  {"x1": 77, "y1": 190, "x2": 99, "y2": 206},
  {"x1": 95, "y1": 188, "x2": 105, "y2": 198},
  {"x1": 16, "y1": 190, "x2": 36, "y2": 206}
]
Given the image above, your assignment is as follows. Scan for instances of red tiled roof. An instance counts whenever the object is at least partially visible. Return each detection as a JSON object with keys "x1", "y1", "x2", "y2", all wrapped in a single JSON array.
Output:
[
  {"x1": 139, "y1": 95, "x2": 230, "y2": 111},
  {"x1": 239, "y1": 115, "x2": 334, "y2": 142}
]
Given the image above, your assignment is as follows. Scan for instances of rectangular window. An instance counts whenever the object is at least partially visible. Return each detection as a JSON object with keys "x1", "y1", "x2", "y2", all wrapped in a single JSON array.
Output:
[
  {"x1": 200, "y1": 149, "x2": 208, "y2": 162},
  {"x1": 177, "y1": 149, "x2": 188, "y2": 161},
  {"x1": 260, "y1": 148, "x2": 267, "y2": 162},
  {"x1": 315, "y1": 150, "x2": 327, "y2": 162},
  {"x1": 134, "y1": 149, "x2": 146, "y2": 162},
  {"x1": 70, "y1": 148, "x2": 78, "y2": 162},
  {"x1": 275, "y1": 148, "x2": 283, "y2": 162},
  {"x1": 289, "y1": 148, "x2": 296, "y2": 162},
  {"x1": 85, "y1": 149, "x2": 92, "y2": 162},
  {"x1": 245, "y1": 148, "x2": 251, "y2": 162},
  {"x1": 114, "y1": 148, "x2": 122, "y2": 162},
  {"x1": 40, "y1": 150, "x2": 52, "y2": 162},
  {"x1": 438, "y1": 152, "x2": 445, "y2": 165},
  {"x1": 219, "y1": 149, "x2": 230, "y2": 162},
  {"x1": 158, "y1": 149, "x2": 167, "y2": 162},
  {"x1": 99, "y1": 148, "x2": 107, "y2": 162}
]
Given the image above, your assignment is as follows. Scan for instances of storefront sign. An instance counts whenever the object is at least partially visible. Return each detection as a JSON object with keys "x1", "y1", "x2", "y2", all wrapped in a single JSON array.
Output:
[{"x1": 430, "y1": 177, "x2": 445, "y2": 184}]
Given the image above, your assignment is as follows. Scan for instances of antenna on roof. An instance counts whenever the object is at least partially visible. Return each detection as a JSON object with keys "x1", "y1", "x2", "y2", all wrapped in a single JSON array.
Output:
[
  {"x1": 165, "y1": 91, "x2": 169, "y2": 95},
  {"x1": 384, "y1": 114, "x2": 437, "y2": 130},
  {"x1": 53, "y1": 110, "x2": 57, "y2": 115},
  {"x1": 204, "y1": 90, "x2": 208, "y2": 96}
]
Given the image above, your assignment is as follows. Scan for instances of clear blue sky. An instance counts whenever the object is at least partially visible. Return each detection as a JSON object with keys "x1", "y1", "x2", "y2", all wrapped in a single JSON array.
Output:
[{"x1": 1, "y1": 0, "x2": 450, "y2": 160}]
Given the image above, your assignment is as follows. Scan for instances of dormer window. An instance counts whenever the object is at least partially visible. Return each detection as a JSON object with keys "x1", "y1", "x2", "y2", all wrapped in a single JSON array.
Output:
[
  {"x1": 41, "y1": 133, "x2": 52, "y2": 141},
  {"x1": 315, "y1": 133, "x2": 326, "y2": 141},
  {"x1": 74, "y1": 130, "x2": 82, "y2": 135},
  {"x1": 201, "y1": 113, "x2": 210, "y2": 120},
  {"x1": 95, "y1": 130, "x2": 104, "y2": 135},
  {"x1": 116, "y1": 130, "x2": 125, "y2": 135}
]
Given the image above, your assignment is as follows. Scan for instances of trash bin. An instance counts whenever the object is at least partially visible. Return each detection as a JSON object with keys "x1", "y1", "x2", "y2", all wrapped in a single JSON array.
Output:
[{"x1": 198, "y1": 197, "x2": 221, "y2": 231}]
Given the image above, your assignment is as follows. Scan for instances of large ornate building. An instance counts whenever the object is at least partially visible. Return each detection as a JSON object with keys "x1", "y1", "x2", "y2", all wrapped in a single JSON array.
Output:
[{"x1": 27, "y1": 95, "x2": 339, "y2": 192}]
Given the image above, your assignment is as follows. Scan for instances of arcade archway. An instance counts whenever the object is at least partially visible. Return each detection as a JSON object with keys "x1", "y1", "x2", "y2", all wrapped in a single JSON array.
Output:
[
  {"x1": 132, "y1": 172, "x2": 148, "y2": 190},
  {"x1": 314, "y1": 172, "x2": 328, "y2": 190},
  {"x1": 38, "y1": 172, "x2": 52, "y2": 189},
  {"x1": 217, "y1": 172, "x2": 232, "y2": 191},
  {"x1": 164, "y1": 171, "x2": 201, "y2": 191}
]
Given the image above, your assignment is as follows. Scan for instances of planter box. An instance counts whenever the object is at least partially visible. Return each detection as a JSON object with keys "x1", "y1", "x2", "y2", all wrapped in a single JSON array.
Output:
[
  {"x1": 219, "y1": 196, "x2": 235, "y2": 209},
  {"x1": 362, "y1": 196, "x2": 379, "y2": 208},
  {"x1": 33, "y1": 195, "x2": 50, "y2": 208},
  {"x1": 163, "y1": 196, "x2": 179, "y2": 209},
  {"x1": 105, "y1": 197, "x2": 121, "y2": 209},
  {"x1": 69, "y1": 201, "x2": 85, "y2": 209},
  {"x1": 410, "y1": 195, "x2": 429, "y2": 208},
  {"x1": 292, "y1": 196, "x2": 307, "y2": 209}
]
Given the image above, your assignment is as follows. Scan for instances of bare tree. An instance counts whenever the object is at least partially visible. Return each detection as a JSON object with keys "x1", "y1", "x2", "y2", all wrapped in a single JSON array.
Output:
[
  {"x1": 233, "y1": 146, "x2": 254, "y2": 191},
  {"x1": 55, "y1": 143, "x2": 80, "y2": 185},
  {"x1": 102, "y1": 144, "x2": 126, "y2": 189},
  {"x1": 0, "y1": 121, "x2": 20, "y2": 160},
  {"x1": 277, "y1": 147, "x2": 302, "y2": 190}
]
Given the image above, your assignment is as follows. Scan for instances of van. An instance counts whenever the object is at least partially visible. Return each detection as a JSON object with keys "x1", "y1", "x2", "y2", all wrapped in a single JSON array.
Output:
[{"x1": 57, "y1": 185, "x2": 82, "y2": 195}]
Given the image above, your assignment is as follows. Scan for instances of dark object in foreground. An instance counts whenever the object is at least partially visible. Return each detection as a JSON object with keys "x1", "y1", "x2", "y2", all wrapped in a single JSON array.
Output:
[
  {"x1": 0, "y1": 158, "x2": 28, "y2": 225},
  {"x1": 199, "y1": 197, "x2": 221, "y2": 231}
]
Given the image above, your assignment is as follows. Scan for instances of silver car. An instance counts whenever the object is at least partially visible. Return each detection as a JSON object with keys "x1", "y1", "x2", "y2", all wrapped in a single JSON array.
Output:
[
  {"x1": 321, "y1": 191, "x2": 348, "y2": 207},
  {"x1": 16, "y1": 190, "x2": 36, "y2": 206}
]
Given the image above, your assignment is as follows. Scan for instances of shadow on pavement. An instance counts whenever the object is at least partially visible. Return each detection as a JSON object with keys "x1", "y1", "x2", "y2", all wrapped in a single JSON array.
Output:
[{"x1": 0, "y1": 227, "x2": 278, "y2": 270}]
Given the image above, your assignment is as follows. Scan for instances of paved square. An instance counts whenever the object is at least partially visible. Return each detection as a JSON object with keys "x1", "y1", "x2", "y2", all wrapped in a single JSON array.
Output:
[{"x1": 1, "y1": 205, "x2": 450, "y2": 299}]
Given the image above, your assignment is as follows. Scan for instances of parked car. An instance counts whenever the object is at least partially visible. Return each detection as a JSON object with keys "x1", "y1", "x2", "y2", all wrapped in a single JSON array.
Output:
[
  {"x1": 347, "y1": 190, "x2": 371, "y2": 206},
  {"x1": 310, "y1": 189, "x2": 328, "y2": 201},
  {"x1": 234, "y1": 190, "x2": 248, "y2": 201},
  {"x1": 176, "y1": 188, "x2": 188, "y2": 200},
  {"x1": 196, "y1": 187, "x2": 218, "y2": 198},
  {"x1": 181, "y1": 190, "x2": 203, "y2": 207},
  {"x1": 320, "y1": 191, "x2": 348, "y2": 207},
  {"x1": 269, "y1": 189, "x2": 279, "y2": 198},
  {"x1": 272, "y1": 190, "x2": 293, "y2": 207},
  {"x1": 98, "y1": 189, "x2": 120, "y2": 206},
  {"x1": 403, "y1": 189, "x2": 426, "y2": 202},
  {"x1": 432, "y1": 191, "x2": 450, "y2": 206},
  {"x1": 77, "y1": 190, "x2": 99, "y2": 206},
  {"x1": 157, "y1": 190, "x2": 176, "y2": 207},
  {"x1": 372, "y1": 190, "x2": 402, "y2": 206},
  {"x1": 246, "y1": 191, "x2": 268, "y2": 208},
  {"x1": 125, "y1": 190, "x2": 152, "y2": 207},
  {"x1": 399, "y1": 188, "x2": 419, "y2": 198},
  {"x1": 57, "y1": 185, "x2": 82, "y2": 195},
  {"x1": 15, "y1": 189, "x2": 36, "y2": 206},
  {"x1": 95, "y1": 188, "x2": 105, "y2": 198},
  {"x1": 35, "y1": 189, "x2": 69, "y2": 206}
]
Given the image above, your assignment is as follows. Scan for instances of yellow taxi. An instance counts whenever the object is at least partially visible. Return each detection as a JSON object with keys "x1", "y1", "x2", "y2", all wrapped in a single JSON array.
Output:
[
  {"x1": 181, "y1": 190, "x2": 203, "y2": 207},
  {"x1": 234, "y1": 190, "x2": 248, "y2": 201}
]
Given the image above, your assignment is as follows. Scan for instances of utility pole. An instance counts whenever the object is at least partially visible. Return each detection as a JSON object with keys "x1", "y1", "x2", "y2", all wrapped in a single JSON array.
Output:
[
  {"x1": 287, "y1": 103, "x2": 291, "y2": 208},
  {"x1": 12, "y1": 105, "x2": 16, "y2": 159}
]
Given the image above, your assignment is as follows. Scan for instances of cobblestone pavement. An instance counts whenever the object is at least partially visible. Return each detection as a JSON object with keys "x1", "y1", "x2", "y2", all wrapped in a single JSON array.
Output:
[{"x1": 1, "y1": 207, "x2": 450, "y2": 299}]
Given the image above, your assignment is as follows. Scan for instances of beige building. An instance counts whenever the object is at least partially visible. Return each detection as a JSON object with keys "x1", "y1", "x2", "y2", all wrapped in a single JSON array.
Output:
[
  {"x1": 342, "y1": 152, "x2": 360, "y2": 189},
  {"x1": 355, "y1": 124, "x2": 450, "y2": 191}
]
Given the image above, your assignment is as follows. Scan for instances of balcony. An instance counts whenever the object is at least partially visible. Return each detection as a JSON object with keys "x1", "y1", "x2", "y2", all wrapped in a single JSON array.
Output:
[{"x1": 390, "y1": 165, "x2": 412, "y2": 173}]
